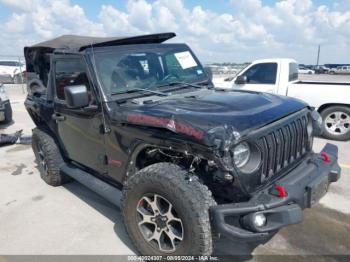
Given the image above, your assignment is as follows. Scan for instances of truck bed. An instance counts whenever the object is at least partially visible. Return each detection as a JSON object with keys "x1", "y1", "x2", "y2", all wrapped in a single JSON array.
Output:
[
  {"x1": 295, "y1": 81, "x2": 350, "y2": 86},
  {"x1": 288, "y1": 81, "x2": 350, "y2": 109}
]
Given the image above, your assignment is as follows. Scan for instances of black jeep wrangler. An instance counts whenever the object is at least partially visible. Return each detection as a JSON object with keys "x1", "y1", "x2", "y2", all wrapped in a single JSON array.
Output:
[{"x1": 24, "y1": 33, "x2": 340, "y2": 256}]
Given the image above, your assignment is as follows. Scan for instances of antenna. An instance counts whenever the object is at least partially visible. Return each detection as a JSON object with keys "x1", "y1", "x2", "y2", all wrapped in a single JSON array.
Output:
[{"x1": 90, "y1": 43, "x2": 110, "y2": 134}]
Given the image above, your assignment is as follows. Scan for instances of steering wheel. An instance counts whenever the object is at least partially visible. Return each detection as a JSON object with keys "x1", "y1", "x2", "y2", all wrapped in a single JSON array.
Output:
[{"x1": 162, "y1": 73, "x2": 180, "y2": 82}]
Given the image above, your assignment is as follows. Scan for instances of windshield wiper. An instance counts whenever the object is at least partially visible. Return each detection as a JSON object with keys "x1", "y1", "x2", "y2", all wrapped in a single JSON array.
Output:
[
  {"x1": 169, "y1": 81, "x2": 204, "y2": 88},
  {"x1": 156, "y1": 81, "x2": 205, "y2": 89},
  {"x1": 111, "y1": 88, "x2": 168, "y2": 97}
]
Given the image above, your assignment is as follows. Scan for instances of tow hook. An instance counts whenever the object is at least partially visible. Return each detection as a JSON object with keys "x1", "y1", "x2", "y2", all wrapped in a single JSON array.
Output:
[
  {"x1": 321, "y1": 152, "x2": 331, "y2": 163},
  {"x1": 269, "y1": 184, "x2": 288, "y2": 198}
]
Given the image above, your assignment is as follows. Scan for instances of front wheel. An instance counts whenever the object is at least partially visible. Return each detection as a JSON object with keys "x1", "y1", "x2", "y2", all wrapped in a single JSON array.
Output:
[
  {"x1": 320, "y1": 106, "x2": 350, "y2": 141},
  {"x1": 122, "y1": 163, "x2": 216, "y2": 255}
]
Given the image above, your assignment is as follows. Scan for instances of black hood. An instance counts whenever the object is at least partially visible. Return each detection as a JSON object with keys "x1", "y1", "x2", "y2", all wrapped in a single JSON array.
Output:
[{"x1": 114, "y1": 89, "x2": 308, "y2": 148}]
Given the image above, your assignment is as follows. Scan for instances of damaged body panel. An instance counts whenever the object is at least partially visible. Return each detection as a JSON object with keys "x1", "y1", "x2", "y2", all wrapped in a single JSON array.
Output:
[
  {"x1": 24, "y1": 33, "x2": 340, "y2": 255},
  {"x1": 104, "y1": 88, "x2": 310, "y2": 187}
]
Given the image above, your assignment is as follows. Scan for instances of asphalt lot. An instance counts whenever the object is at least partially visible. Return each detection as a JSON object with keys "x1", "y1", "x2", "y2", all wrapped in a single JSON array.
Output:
[{"x1": 1, "y1": 83, "x2": 350, "y2": 259}]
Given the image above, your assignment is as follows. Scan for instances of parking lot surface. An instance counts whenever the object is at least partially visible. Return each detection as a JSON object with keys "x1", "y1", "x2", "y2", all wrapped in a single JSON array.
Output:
[{"x1": 1, "y1": 84, "x2": 350, "y2": 258}]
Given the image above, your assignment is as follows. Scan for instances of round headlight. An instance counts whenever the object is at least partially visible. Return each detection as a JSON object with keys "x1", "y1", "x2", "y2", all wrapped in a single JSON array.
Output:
[{"x1": 233, "y1": 142, "x2": 250, "y2": 168}]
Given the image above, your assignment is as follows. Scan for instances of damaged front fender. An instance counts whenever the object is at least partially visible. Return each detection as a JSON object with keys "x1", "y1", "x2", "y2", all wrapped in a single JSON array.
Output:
[{"x1": 124, "y1": 111, "x2": 241, "y2": 172}]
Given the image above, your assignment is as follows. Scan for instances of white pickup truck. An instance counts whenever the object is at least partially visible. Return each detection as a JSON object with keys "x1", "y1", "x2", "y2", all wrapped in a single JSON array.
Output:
[{"x1": 213, "y1": 58, "x2": 350, "y2": 141}]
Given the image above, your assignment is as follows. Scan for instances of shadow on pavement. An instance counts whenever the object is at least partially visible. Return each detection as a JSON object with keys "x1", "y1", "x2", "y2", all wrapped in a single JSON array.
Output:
[
  {"x1": 63, "y1": 181, "x2": 138, "y2": 254},
  {"x1": 213, "y1": 237, "x2": 261, "y2": 261},
  {"x1": 62, "y1": 180, "x2": 262, "y2": 258}
]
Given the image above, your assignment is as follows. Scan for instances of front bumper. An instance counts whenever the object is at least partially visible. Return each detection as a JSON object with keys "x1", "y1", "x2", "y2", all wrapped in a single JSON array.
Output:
[{"x1": 210, "y1": 143, "x2": 341, "y2": 241}]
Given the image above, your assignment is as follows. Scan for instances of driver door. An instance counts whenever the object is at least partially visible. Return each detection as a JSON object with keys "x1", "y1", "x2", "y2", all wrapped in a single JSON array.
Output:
[
  {"x1": 52, "y1": 56, "x2": 107, "y2": 174},
  {"x1": 233, "y1": 62, "x2": 278, "y2": 93}
]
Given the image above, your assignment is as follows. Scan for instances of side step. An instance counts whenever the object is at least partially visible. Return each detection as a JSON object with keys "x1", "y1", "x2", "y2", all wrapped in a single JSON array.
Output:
[{"x1": 60, "y1": 164, "x2": 122, "y2": 207}]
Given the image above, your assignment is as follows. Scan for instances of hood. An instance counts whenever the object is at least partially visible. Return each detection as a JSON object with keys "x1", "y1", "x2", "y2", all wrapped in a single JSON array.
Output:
[{"x1": 115, "y1": 89, "x2": 307, "y2": 148}]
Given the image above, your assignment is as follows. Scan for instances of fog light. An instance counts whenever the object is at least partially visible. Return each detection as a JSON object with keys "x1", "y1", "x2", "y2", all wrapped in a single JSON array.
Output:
[{"x1": 253, "y1": 213, "x2": 266, "y2": 228}]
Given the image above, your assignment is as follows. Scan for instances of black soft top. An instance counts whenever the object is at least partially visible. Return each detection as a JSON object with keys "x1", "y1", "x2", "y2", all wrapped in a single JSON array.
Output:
[
  {"x1": 24, "y1": 32, "x2": 176, "y2": 54},
  {"x1": 24, "y1": 32, "x2": 176, "y2": 85}
]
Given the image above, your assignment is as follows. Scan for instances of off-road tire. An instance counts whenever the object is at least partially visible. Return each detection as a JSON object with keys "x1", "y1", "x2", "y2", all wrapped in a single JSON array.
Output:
[
  {"x1": 32, "y1": 127, "x2": 71, "y2": 186},
  {"x1": 3, "y1": 102, "x2": 12, "y2": 124},
  {"x1": 122, "y1": 163, "x2": 217, "y2": 256},
  {"x1": 320, "y1": 105, "x2": 350, "y2": 141}
]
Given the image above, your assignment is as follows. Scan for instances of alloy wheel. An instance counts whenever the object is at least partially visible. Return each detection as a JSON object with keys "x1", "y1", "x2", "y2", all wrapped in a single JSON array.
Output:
[
  {"x1": 324, "y1": 111, "x2": 350, "y2": 135},
  {"x1": 136, "y1": 193, "x2": 184, "y2": 253}
]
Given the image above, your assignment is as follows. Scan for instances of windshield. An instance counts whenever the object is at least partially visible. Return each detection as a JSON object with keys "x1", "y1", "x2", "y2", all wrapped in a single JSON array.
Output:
[{"x1": 92, "y1": 44, "x2": 208, "y2": 96}]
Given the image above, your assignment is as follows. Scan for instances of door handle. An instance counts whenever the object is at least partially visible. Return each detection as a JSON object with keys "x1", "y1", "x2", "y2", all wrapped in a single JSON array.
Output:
[{"x1": 52, "y1": 113, "x2": 66, "y2": 121}]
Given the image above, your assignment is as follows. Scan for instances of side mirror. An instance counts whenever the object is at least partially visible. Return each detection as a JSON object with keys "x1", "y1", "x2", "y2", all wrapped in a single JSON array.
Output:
[
  {"x1": 64, "y1": 85, "x2": 89, "y2": 109},
  {"x1": 235, "y1": 75, "x2": 247, "y2": 85}
]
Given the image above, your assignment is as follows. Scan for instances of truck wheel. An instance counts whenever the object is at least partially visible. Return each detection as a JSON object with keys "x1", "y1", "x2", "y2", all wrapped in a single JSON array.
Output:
[
  {"x1": 3, "y1": 102, "x2": 12, "y2": 124},
  {"x1": 32, "y1": 128, "x2": 71, "y2": 186},
  {"x1": 320, "y1": 106, "x2": 350, "y2": 141},
  {"x1": 122, "y1": 163, "x2": 216, "y2": 255}
]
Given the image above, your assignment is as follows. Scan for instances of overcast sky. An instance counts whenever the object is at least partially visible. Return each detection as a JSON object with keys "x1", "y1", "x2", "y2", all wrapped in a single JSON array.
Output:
[{"x1": 0, "y1": 0, "x2": 349, "y2": 64}]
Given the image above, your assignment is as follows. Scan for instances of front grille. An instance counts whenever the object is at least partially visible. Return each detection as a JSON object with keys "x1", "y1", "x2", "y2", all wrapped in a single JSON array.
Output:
[{"x1": 257, "y1": 114, "x2": 310, "y2": 183}]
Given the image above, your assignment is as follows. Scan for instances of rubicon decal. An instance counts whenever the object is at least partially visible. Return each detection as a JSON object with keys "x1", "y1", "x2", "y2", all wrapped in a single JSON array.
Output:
[{"x1": 127, "y1": 113, "x2": 204, "y2": 140}]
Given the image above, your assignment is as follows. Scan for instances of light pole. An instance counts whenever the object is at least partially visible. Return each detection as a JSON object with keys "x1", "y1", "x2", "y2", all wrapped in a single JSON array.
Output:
[{"x1": 316, "y1": 44, "x2": 320, "y2": 66}]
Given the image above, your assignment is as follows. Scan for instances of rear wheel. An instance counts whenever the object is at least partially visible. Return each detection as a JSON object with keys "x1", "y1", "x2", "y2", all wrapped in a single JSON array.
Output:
[
  {"x1": 320, "y1": 106, "x2": 350, "y2": 141},
  {"x1": 122, "y1": 163, "x2": 216, "y2": 255},
  {"x1": 32, "y1": 128, "x2": 71, "y2": 186}
]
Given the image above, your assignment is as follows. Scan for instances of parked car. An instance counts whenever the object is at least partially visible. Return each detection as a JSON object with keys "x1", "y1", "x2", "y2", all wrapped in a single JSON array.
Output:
[
  {"x1": 298, "y1": 66, "x2": 315, "y2": 74},
  {"x1": 24, "y1": 34, "x2": 340, "y2": 256},
  {"x1": 329, "y1": 66, "x2": 350, "y2": 75},
  {"x1": 213, "y1": 58, "x2": 350, "y2": 141},
  {"x1": 314, "y1": 65, "x2": 330, "y2": 74},
  {"x1": 0, "y1": 60, "x2": 24, "y2": 83},
  {"x1": 0, "y1": 83, "x2": 12, "y2": 123},
  {"x1": 0, "y1": 74, "x2": 13, "y2": 84}
]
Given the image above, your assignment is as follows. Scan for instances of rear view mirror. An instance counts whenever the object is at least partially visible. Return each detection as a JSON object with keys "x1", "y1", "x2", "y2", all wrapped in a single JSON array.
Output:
[
  {"x1": 64, "y1": 85, "x2": 89, "y2": 109},
  {"x1": 235, "y1": 75, "x2": 247, "y2": 85}
]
